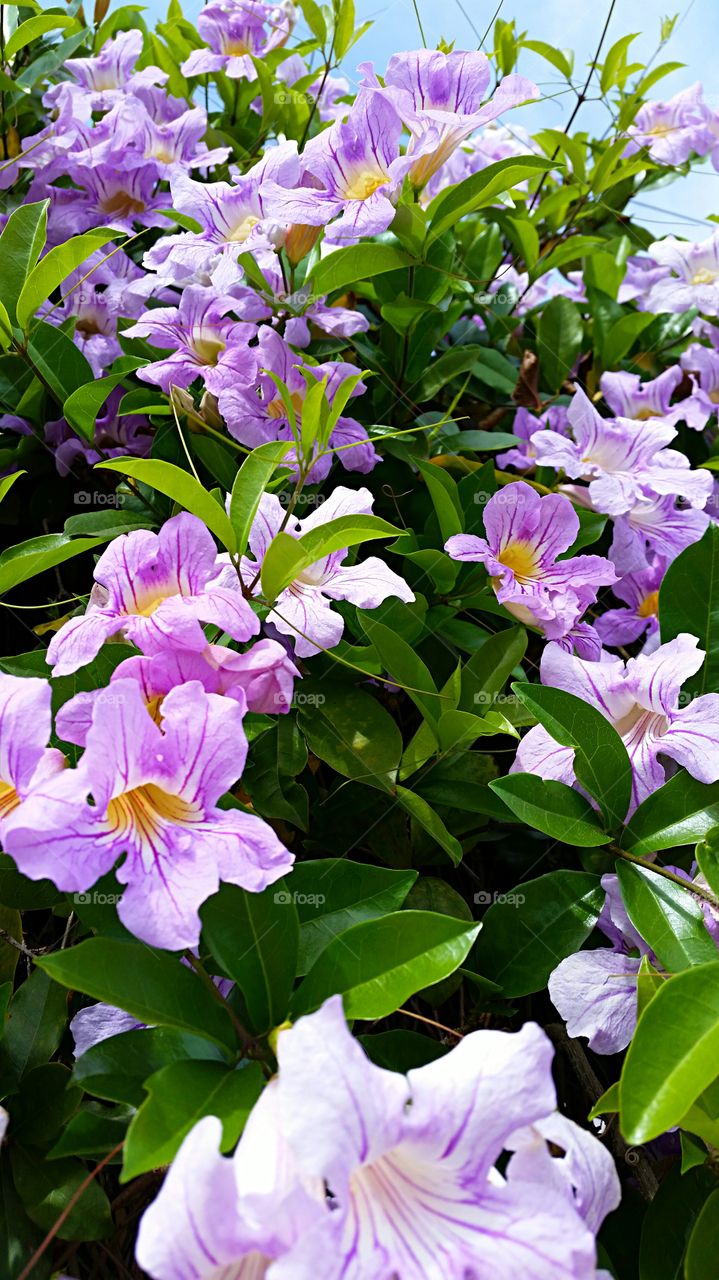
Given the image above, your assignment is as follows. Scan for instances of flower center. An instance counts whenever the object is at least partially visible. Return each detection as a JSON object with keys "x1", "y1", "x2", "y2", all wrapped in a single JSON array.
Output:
[
  {"x1": 192, "y1": 334, "x2": 226, "y2": 366},
  {"x1": 266, "y1": 390, "x2": 304, "y2": 420},
  {"x1": 647, "y1": 123, "x2": 673, "y2": 137},
  {"x1": 107, "y1": 783, "x2": 201, "y2": 857},
  {"x1": 0, "y1": 779, "x2": 19, "y2": 821},
  {"x1": 222, "y1": 37, "x2": 251, "y2": 55},
  {"x1": 226, "y1": 214, "x2": 260, "y2": 243},
  {"x1": 638, "y1": 590, "x2": 660, "y2": 618},
  {"x1": 100, "y1": 191, "x2": 146, "y2": 218},
  {"x1": 496, "y1": 539, "x2": 540, "y2": 581},
  {"x1": 691, "y1": 267, "x2": 719, "y2": 286},
  {"x1": 343, "y1": 170, "x2": 389, "y2": 201}
]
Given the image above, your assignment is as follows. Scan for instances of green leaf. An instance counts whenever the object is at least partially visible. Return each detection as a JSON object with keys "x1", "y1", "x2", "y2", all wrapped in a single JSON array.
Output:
[
  {"x1": 260, "y1": 513, "x2": 399, "y2": 601},
  {"x1": 308, "y1": 243, "x2": 413, "y2": 297},
  {"x1": 616, "y1": 862, "x2": 718, "y2": 973},
  {"x1": 537, "y1": 296, "x2": 583, "y2": 391},
  {"x1": 73, "y1": 1027, "x2": 225, "y2": 1107},
  {"x1": 602, "y1": 311, "x2": 656, "y2": 367},
  {"x1": 122, "y1": 1060, "x2": 264, "y2": 1181},
  {"x1": 27, "y1": 320, "x2": 95, "y2": 400},
  {"x1": 427, "y1": 156, "x2": 553, "y2": 243},
  {"x1": 358, "y1": 615, "x2": 441, "y2": 729},
  {"x1": 513, "y1": 681, "x2": 632, "y2": 828},
  {"x1": 620, "y1": 774, "x2": 719, "y2": 856},
  {"x1": 63, "y1": 361, "x2": 146, "y2": 443},
  {"x1": 395, "y1": 786, "x2": 464, "y2": 865},
  {"x1": 490, "y1": 773, "x2": 611, "y2": 846},
  {"x1": 63, "y1": 509, "x2": 153, "y2": 538},
  {"x1": 0, "y1": 970, "x2": 67, "y2": 1094},
  {"x1": 471, "y1": 870, "x2": 604, "y2": 996},
  {"x1": 4, "y1": 13, "x2": 78, "y2": 58},
  {"x1": 619, "y1": 961, "x2": 719, "y2": 1143},
  {"x1": 415, "y1": 459, "x2": 463, "y2": 540},
  {"x1": 638, "y1": 1165, "x2": 715, "y2": 1280},
  {"x1": 659, "y1": 526, "x2": 719, "y2": 695},
  {"x1": 37, "y1": 939, "x2": 236, "y2": 1050},
  {"x1": 97, "y1": 457, "x2": 237, "y2": 552},
  {"x1": 459, "y1": 626, "x2": 527, "y2": 712},
  {"x1": 291, "y1": 911, "x2": 479, "y2": 1019},
  {"x1": 201, "y1": 883, "x2": 299, "y2": 1034},
  {"x1": 685, "y1": 1187, "x2": 719, "y2": 1279},
  {"x1": 11, "y1": 1149, "x2": 112, "y2": 1241},
  {"x1": 17, "y1": 229, "x2": 121, "y2": 331},
  {"x1": 297, "y1": 684, "x2": 402, "y2": 791},
  {"x1": 228, "y1": 440, "x2": 293, "y2": 555},
  {"x1": 0, "y1": 200, "x2": 47, "y2": 322},
  {"x1": 520, "y1": 38, "x2": 573, "y2": 78},
  {"x1": 48, "y1": 1102, "x2": 131, "y2": 1160},
  {"x1": 288, "y1": 859, "x2": 417, "y2": 976},
  {"x1": 0, "y1": 472, "x2": 24, "y2": 505},
  {"x1": 0, "y1": 532, "x2": 109, "y2": 597},
  {"x1": 333, "y1": 0, "x2": 355, "y2": 59},
  {"x1": 296, "y1": 0, "x2": 327, "y2": 41}
]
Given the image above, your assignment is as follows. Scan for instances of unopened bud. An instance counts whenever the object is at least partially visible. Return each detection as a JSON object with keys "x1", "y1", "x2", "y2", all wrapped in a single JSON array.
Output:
[{"x1": 285, "y1": 223, "x2": 321, "y2": 266}]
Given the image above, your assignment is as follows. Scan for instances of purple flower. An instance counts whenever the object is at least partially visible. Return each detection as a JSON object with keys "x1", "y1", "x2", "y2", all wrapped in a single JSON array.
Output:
[
  {"x1": 62, "y1": 30, "x2": 167, "y2": 111},
  {"x1": 123, "y1": 286, "x2": 258, "y2": 394},
  {"x1": 217, "y1": 326, "x2": 379, "y2": 478},
  {"x1": 623, "y1": 83, "x2": 712, "y2": 165},
  {"x1": 38, "y1": 250, "x2": 147, "y2": 377},
  {"x1": 594, "y1": 558, "x2": 665, "y2": 651},
  {"x1": 445, "y1": 483, "x2": 617, "y2": 641},
  {"x1": 263, "y1": 92, "x2": 420, "y2": 245},
  {"x1": 617, "y1": 254, "x2": 669, "y2": 308},
  {"x1": 241, "y1": 487, "x2": 414, "y2": 657},
  {"x1": 599, "y1": 368, "x2": 689, "y2": 427},
  {"x1": 136, "y1": 996, "x2": 618, "y2": 1278},
  {"x1": 496, "y1": 405, "x2": 570, "y2": 471},
  {"x1": 549, "y1": 874, "x2": 645, "y2": 1054},
  {"x1": 46, "y1": 152, "x2": 173, "y2": 238},
  {"x1": 608, "y1": 494, "x2": 709, "y2": 575},
  {"x1": 642, "y1": 230, "x2": 719, "y2": 314},
  {"x1": 680, "y1": 342, "x2": 719, "y2": 429},
  {"x1": 56, "y1": 640, "x2": 300, "y2": 746},
  {"x1": 77, "y1": 96, "x2": 230, "y2": 178},
  {"x1": 4, "y1": 679, "x2": 292, "y2": 949},
  {"x1": 370, "y1": 49, "x2": 539, "y2": 187},
  {"x1": 0, "y1": 675, "x2": 64, "y2": 836},
  {"x1": 424, "y1": 121, "x2": 539, "y2": 201},
  {"x1": 143, "y1": 147, "x2": 300, "y2": 285},
  {"x1": 45, "y1": 388, "x2": 152, "y2": 477},
  {"x1": 47, "y1": 513, "x2": 259, "y2": 677},
  {"x1": 182, "y1": 0, "x2": 295, "y2": 81},
  {"x1": 533, "y1": 387, "x2": 713, "y2": 516},
  {"x1": 512, "y1": 634, "x2": 719, "y2": 815},
  {"x1": 70, "y1": 1004, "x2": 144, "y2": 1058}
]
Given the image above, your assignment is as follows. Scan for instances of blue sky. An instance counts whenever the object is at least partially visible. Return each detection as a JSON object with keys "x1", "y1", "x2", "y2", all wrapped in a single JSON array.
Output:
[{"x1": 154, "y1": 0, "x2": 716, "y2": 239}]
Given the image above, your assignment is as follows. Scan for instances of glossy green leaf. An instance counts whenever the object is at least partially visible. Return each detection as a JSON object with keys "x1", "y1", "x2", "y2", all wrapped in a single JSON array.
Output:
[
  {"x1": 11, "y1": 1148, "x2": 112, "y2": 1241},
  {"x1": 358, "y1": 615, "x2": 441, "y2": 729},
  {"x1": 288, "y1": 859, "x2": 417, "y2": 976},
  {"x1": 638, "y1": 1165, "x2": 715, "y2": 1280},
  {"x1": 17, "y1": 229, "x2": 121, "y2": 331},
  {"x1": 616, "y1": 862, "x2": 718, "y2": 973},
  {"x1": 297, "y1": 683, "x2": 402, "y2": 791},
  {"x1": 122, "y1": 1060, "x2": 264, "y2": 1181},
  {"x1": 620, "y1": 774, "x2": 719, "y2": 856},
  {"x1": 660, "y1": 526, "x2": 719, "y2": 695},
  {"x1": 427, "y1": 155, "x2": 553, "y2": 243},
  {"x1": 620, "y1": 961, "x2": 719, "y2": 1143},
  {"x1": 308, "y1": 243, "x2": 413, "y2": 297},
  {"x1": 201, "y1": 882, "x2": 299, "y2": 1034},
  {"x1": 4, "y1": 13, "x2": 78, "y2": 59},
  {"x1": 38, "y1": 939, "x2": 236, "y2": 1050},
  {"x1": 72, "y1": 1027, "x2": 225, "y2": 1107},
  {"x1": 490, "y1": 773, "x2": 611, "y2": 846},
  {"x1": 63, "y1": 360, "x2": 146, "y2": 443},
  {"x1": 228, "y1": 440, "x2": 293, "y2": 555},
  {"x1": 97, "y1": 457, "x2": 237, "y2": 552},
  {"x1": 261, "y1": 513, "x2": 399, "y2": 601},
  {"x1": 291, "y1": 911, "x2": 479, "y2": 1019},
  {"x1": 537, "y1": 296, "x2": 583, "y2": 391},
  {"x1": 685, "y1": 1186, "x2": 719, "y2": 1279},
  {"x1": 0, "y1": 200, "x2": 48, "y2": 323},
  {"x1": 395, "y1": 786, "x2": 464, "y2": 865},
  {"x1": 472, "y1": 870, "x2": 604, "y2": 996},
  {"x1": 513, "y1": 681, "x2": 631, "y2": 828},
  {"x1": 0, "y1": 970, "x2": 67, "y2": 1093},
  {"x1": 0, "y1": 532, "x2": 109, "y2": 597}
]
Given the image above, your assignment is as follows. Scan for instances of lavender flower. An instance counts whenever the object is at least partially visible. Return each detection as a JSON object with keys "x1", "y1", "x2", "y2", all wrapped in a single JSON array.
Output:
[
  {"x1": 594, "y1": 558, "x2": 666, "y2": 652},
  {"x1": 241, "y1": 487, "x2": 414, "y2": 657},
  {"x1": 445, "y1": 482, "x2": 617, "y2": 641},
  {"x1": 123, "y1": 286, "x2": 258, "y2": 394},
  {"x1": 623, "y1": 82, "x2": 712, "y2": 165},
  {"x1": 0, "y1": 675, "x2": 64, "y2": 837},
  {"x1": 512, "y1": 634, "x2": 719, "y2": 815},
  {"x1": 495, "y1": 405, "x2": 570, "y2": 471},
  {"x1": 608, "y1": 494, "x2": 709, "y2": 575},
  {"x1": 642, "y1": 230, "x2": 719, "y2": 314},
  {"x1": 46, "y1": 513, "x2": 259, "y2": 677},
  {"x1": 182, "y1": 0, "x2": 295, "y2": 82},
  {"x1": 4, "y1": 680, "x2": 292, "y2": 949}
]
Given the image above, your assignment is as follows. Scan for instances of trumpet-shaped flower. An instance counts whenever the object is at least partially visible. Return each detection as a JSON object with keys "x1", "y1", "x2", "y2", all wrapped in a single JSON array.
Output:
[
  {"x1": 495, "y1": 405, "x2": 570, "y2": 471},
  {"x1": 136, "y1": 997, "x2": 618, "y2": 1278},
  {"x1": 445, "y1": 483, "x2": 617, "y2": 641},
  {"x1": 123, "y1": 286, "x2": 258, "y2": 394},
  {"x1": 373, "y1": 49, "x2": 539, "y2": 187},
  {"x1": 594, "y1": 559, "x2": 666, "y2": 652},
  {"x1": 599, "y1": 368, "x2": 689, "y2": 427},
  {"x1": 46, "y1": 513, "x2": 259, "y2": 677},
  {"x1": 533, "y1": 388, "x2": 713, "y2": 515},
  {"x1": 608, "y1": 494, "x2": 709, "y2": 575},
  {"x1": 56, "y1": 640, "x2": 300, "y2": 746},
  {"x1": 679, "y1": 342, "x2": 719, "y2": 429},
  {"x1": 263, "y1": 92, "x2": 423, "y2": 245},
  {"x1": 59, "y1": 30, "x2": 167, "y2": 111},
  {"x1": 0, "y1": 675, "x2": 64, "y2": 835},
  {"x1": 512, "y1": 634, "x2": 719, "y2": 815},
  {"x1": 623, "y1": 82, "x2": 712, "y2": 165},
  {"x1": 217, "y1": 326, "x2": 379, "y2": 478},
  {"x1": 241, "y1": 487, "x2": 414, "y2": 657},
  {"x1": 3, "y1": 679, "x2": 292, "y2": 950},
  {"x1": 182, "y1": 0, "x2": 295, "y2": 81},
  {"x1": 642, "y1": 230, "x2": 719, "y2": 314}
]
